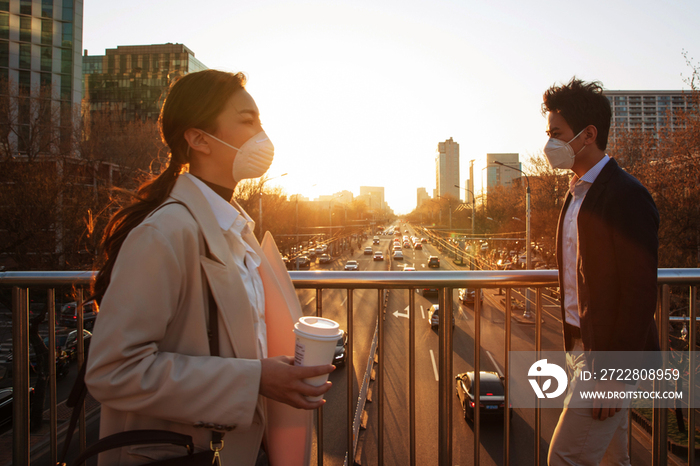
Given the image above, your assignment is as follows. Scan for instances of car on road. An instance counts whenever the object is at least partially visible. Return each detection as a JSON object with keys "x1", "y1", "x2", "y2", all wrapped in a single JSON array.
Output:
[
  {"x1": 373, "y1": 251, "x2": 384, "y2": 261},
  {"x1": 413, "y1": 243, "x2": 422, "y2": 250},
  {"x1": 58, "y1": 301, "x2": 98, "y2": 329},
  {"x1": 427, "y1": 256, "x2": 440, "y2": 268},
  {"x1": 393, "y1": 251, "x2": 404, "y2": 260},
  {"x1": 333, "y1": 332, "x2": 348, "y2": 365},
  {"x1": 428, "y1": 304, "x2": 455, "y2": 328},
  {"x1": 364, "y1": 247, "x2": 373, "y2": 255},
  {"x1": 318, "y1": 254, "x2": 331, "y2": 264},
  {"x1": 373, "y1": 236, "x2": 380, "y2": 245},
  {"x1": 344, "y1": 260, "x2": 359, "y2": 271},
  {"x1": 421, "y1": 238, "x2": 428, "y2": 244},
  {"x1": 403, "y1": 241, "x2": 411, "y2": 248},
  {"x1": 403, "y1": 266, "x2": 416, "y2": 271},
  {"x1": 295, "y1": 255, "x2": 311, "y2": 269},
  {"x1": 421, "y1": 287, "x2": 439, "y2": 296},
  {"x1": 458, "y1": 288, "x2": 484, "y2": 305},
  {"x1": 455, "y1": 371, "x2": 511, "y2": 422}
]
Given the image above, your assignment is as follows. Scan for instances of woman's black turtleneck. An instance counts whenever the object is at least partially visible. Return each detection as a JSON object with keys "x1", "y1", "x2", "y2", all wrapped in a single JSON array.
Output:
[{"x1": 193, "y1": 175, "x2": 234, "y2": 202}]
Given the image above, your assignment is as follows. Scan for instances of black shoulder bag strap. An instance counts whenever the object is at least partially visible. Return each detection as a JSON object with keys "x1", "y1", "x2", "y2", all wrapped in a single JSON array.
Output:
[{"x1": 59, "y1": 200, "x2": 223, "y2": 465}]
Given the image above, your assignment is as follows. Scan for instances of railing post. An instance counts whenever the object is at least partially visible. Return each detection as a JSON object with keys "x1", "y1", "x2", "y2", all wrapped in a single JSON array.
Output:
[
  {"x1": 12, "y1": 286, "x2": 30, "y2": 466},
  {"x1": 535, "y1": 288, "x2": 542, "y2": 466},
  {"x1": 77, "y1": 289, "x2": 86, "y2": 453},
  {"x1": 688, "y1": 286, "x2": 697, "y2": 466},
  {"x1": 347, "y1": 288, "x2": 354, "y2": 465},
  {"x1": 408, "y1": 287, "x2": 416, "y2": 466},
  {"x1": 377, "y1": 288, "x2": 385, "y2": 466},
  {"x1": 473, "y1": 287, "x2": 481, "y2": 466},
  {"x1": 316, "y1": 288, "x2": 323, "y2": 466},
  {"x1": 438, "y1": 286, "x2": 453, "y2": 466},
  {"x1": 653, "y1": 285, "x2": 669, "y2": 465},
  {"x1": 48, "y1": 288, "x2": 58, "y2": 466},
  {"x1": 504, "y1": 287, "x2": 511, "y2": 465}
]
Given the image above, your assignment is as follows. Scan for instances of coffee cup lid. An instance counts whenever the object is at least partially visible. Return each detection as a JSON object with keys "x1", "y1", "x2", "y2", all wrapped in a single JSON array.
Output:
[{"x1": 294, "y1": 316, "x2": 343, "y2": 339}]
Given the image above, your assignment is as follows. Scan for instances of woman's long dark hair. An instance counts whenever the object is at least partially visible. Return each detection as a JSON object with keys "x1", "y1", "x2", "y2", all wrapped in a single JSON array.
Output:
[{"x1": 91, "y1": 70, "x2": 247, "y2": 304}]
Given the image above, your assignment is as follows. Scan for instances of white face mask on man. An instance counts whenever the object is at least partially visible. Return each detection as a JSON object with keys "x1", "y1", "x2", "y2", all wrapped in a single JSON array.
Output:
[
  {"x1": 202, "y1": 130, "x2": 275, "y2": 182},
  {"x1": 543, "y1": 128, "x2": 586, "y2": 170}
]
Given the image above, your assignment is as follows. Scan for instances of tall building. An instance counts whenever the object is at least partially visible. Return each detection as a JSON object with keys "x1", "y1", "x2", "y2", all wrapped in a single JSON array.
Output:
[
  {"x1": 435, "y1": 137, "x2": 459, "y2": 199},
  {"x1": 359, "y1": 186, "x2": 384, "y2": 212},
  {"x1": 417, "y1": 187, "x2": 430, "y2": 208},
  {"x1": 83, "y1": 43, "x2": 207, "y2": 122},
  {"x1": 0, "y1": 0, "x2": 83, "y2": 148},
  {"x1": 604, "y1": 90, "x2": 694, "y2": 139},
  {"x1": 484, "y1": 153, "x2": 520, "y2": 196}
]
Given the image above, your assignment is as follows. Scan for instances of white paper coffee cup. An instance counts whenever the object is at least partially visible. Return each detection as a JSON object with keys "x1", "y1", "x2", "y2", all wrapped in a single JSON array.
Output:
[{"x1": 294, "y1": 316, "x2": 344, "y2": 401}]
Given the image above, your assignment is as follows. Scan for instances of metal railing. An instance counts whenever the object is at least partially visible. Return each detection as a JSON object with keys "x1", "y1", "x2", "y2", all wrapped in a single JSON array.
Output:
[{"x1": 2, "y1": 268, "x2": 699, "y2": 466}]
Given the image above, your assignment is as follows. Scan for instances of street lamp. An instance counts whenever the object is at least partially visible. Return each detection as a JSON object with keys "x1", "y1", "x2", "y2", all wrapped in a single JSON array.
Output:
[
  {"x1": 454, "y1": 184, "x2": 476, "y2": 237},
  {"x1": 494, "y1": 160, "x2": 532, "y2": 318}
]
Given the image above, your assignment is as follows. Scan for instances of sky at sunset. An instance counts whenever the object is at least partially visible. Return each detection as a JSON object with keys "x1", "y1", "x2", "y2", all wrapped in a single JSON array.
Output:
[{"x1": 84, "y1": 0, "x2": 700, "y2": 214}]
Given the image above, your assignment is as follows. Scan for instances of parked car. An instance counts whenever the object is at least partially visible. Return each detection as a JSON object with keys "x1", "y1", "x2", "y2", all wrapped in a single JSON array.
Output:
[
  {"x1": 455, "y1": 371, "x2": 511, "y2": 422},
  {"x1": 0, "y1": 387, "x2": 34, "y2": 435},
  {"x1": 364, "y1": 247, "x2": 373, "y2": 255},
  {"x1": 458, "y1": 288, "x2": 484, "y2": 305},
  {"x1": 393, "y1": 251, "x2": 404, "y2": 260},
  {"x1": 334, "y1": 333, "x2": 348, "y2": 365},
  {"x1": 58, "y1": 301, "x2": 98, "y2": 329},
  {"x1": 344, "y1": 260, "x2": 359, "y2": 271},
  {"x1": 429, "y1": 304, "x2": 454, "y2": 328},
  {"x1": 373, "y1": 251, "x2": 384, "y2": 261},
  {"x1": 427, "y1": 256, "x2": 440, "y2": 268},
  {"x1": 318, "y1": 254, "x2": 332, "y2": 264}
]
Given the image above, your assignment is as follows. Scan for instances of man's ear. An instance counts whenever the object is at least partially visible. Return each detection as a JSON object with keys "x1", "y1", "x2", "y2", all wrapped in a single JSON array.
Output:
[
  {"x1": 183, "y1": 128, "x2": 211, "y2": 155},
  {"x1": 584, "y1": 125, "x2": 598, "y2": 146}
]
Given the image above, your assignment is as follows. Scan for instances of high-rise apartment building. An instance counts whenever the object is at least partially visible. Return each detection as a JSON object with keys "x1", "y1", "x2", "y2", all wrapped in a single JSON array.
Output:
[
  {"x1": 416, "y1": 187, "x2": 430, "y2": 208},
  {"x1": 83, "y1": 43, "x2": 207, "y2": 122},
  {"x1": 0, "y1": 0, "x2": 83, "y2": 147},
  {"x1": 604, "y1": 90, "x2": 694, "y2": 139},
  {"x1": 435, "y1": 137, "x2": 459, "y2": 200},
  {"x1": 484, "y1": 153, "x2": 520, "y2": 196}
]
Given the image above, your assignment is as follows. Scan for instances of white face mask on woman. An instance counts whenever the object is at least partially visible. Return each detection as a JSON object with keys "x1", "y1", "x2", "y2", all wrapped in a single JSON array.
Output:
[
  {"x1": 543, "y1": 128, "x2": 586, "y2": 170},
  {"x1": 202, "y1": 131, "x2": 275, "y2": 182}
]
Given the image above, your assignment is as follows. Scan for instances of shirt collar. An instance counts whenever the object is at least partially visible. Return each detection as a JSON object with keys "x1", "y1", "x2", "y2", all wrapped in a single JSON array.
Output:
[
  {"x1": 569, "y1": 154, "x2": 610, "y2": 190},
  {"x1": 185, "y1": 173, "x2": 255, "y2": 232}
]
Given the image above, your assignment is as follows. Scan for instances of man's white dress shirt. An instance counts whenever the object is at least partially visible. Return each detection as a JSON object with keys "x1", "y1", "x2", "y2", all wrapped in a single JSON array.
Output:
[{"x1": 562, "y1": 155, "x2": 610, "y2": 328}]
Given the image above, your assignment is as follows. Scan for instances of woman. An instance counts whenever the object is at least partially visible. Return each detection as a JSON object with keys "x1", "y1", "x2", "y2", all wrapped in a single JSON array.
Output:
[{"x1": 86, "y1": 70, "x2": 334, "y2": 465}]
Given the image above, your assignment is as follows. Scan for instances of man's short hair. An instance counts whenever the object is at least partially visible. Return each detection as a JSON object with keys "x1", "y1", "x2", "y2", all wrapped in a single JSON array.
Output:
[{"x1": 542, "y1": 78, "x2": 612, "y2": 151}]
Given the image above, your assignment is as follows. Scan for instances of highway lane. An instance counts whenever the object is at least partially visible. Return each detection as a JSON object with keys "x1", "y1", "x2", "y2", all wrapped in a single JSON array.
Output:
[
  {"x1": 297, "y1": 236, "x2": 393, "y2": 466},
  {"x1": 358, "y1": 224, "x2": 655, "y2": 466}
]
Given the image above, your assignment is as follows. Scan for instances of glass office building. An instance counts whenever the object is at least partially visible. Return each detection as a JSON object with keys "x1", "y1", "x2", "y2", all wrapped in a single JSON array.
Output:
[
  {"x1": 0, "y1": 0, "x2": 83, "y2": 147},
  {"x1": 82, "y1": 43, "x2": 207, "y2": 122}
]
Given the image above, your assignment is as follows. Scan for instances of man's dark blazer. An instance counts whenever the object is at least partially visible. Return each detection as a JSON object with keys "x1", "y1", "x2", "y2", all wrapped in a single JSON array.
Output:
[{"x1": 556, "y1": 158, "x2": 660, "y2": 355}]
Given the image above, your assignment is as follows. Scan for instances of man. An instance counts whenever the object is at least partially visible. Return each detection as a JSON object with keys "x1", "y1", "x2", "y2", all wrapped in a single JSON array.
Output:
[{"x1": 542, "y1": 78, "x2": 660, "y2": 465}]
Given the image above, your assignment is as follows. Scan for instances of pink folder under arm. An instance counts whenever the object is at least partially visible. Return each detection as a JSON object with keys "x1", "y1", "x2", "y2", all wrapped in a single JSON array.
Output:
[{"x1": 260, "y1": 232, "x2": 312, "y2": 466}]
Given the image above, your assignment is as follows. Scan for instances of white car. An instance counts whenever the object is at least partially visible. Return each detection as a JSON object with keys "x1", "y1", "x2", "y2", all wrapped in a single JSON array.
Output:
[
  {"x1": 393, "y1": 250, "x2": 404, "y2": 260},
  {"x1": 429, "y1": 305, "x2": 455, "y2": 328},
  {"x1": 344, "y1": 260, "x2": 359, "y2": 271},
  {"x1": 403, "y1": 265, "x2": 415, "y2": 271}
]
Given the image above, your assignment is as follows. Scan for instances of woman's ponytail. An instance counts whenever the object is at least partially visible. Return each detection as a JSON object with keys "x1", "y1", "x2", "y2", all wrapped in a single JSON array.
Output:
[{"x1": 91, "y1": 70, "x2": 246, "y2": 305}]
